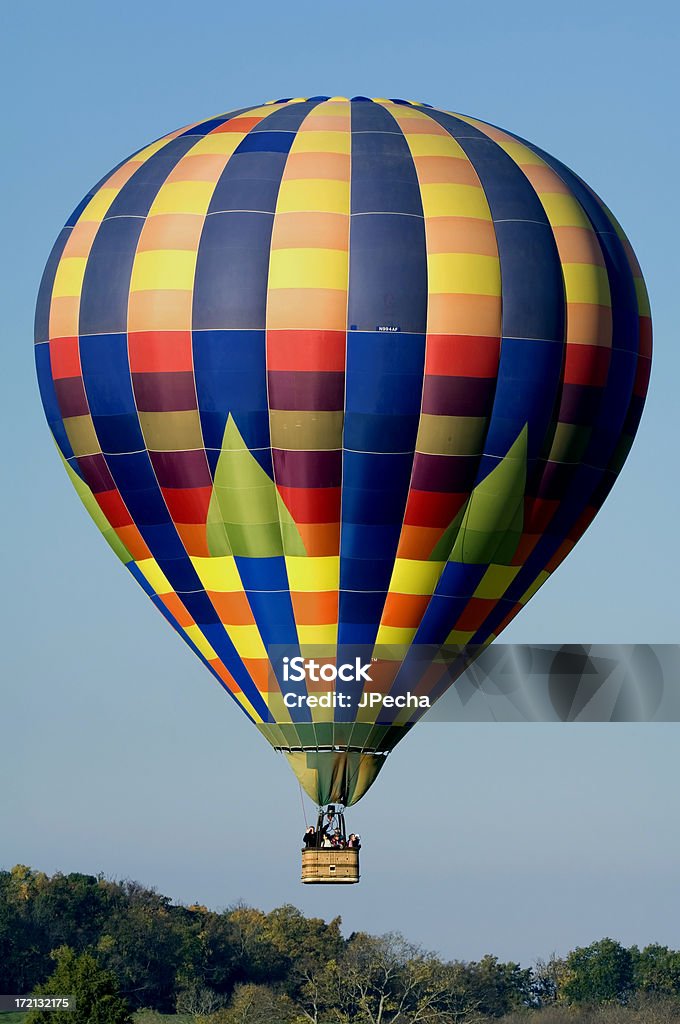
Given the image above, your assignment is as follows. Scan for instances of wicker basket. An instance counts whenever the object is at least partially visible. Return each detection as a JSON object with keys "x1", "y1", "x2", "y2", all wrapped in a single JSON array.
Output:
[{"x1": 301, "y1": 848, "x2": 360, "y2": 884}]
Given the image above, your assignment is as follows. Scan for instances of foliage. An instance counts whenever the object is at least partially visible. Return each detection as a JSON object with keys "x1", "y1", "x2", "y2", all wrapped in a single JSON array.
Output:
[
  {"x1": 209, "y1": 982, "x2": 297, "y2": 1023},
  {"x1": 4, "y1": 866, "x2": 680, "y2": 1023},
  {"x1": 295, "y1": 931, "x2": 523, "y2": 1023},
  {"x1": 561, "y1": 939, "x2": 635, "y2": 1005},
  {"x1": 461, "y1": 955, "x2": 532, "y2": 1016},
  {"x1": 630, "y1": 945, "x2": 680, "y2": 997},
  {"x1": 530, "y1": 955, "x2": 567, "y2": 1007},
  {"x1": 25, "y1": 946, "x2": 132, "y2": 1024}
]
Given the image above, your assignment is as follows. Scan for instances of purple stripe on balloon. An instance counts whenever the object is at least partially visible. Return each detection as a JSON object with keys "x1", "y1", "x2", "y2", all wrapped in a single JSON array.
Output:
[
  {"x1": 558, "y1": 384, "x2": 605, "y2": 425},
  {"x1": 411, "y1": 452, "x2": 480, "y2": 493},
  {"x1": 273, "y1": 448, "x2": 342, "y2": 487},
  {"x1": 422, "y1": 375, "x2": 496, "y2": 416},
  {"x1": 54, "y1": 376, "x2": 90, "y2": 417},
  {"x1": 149, "y1": 449, "x2": 214, "y2": 489},
  {"x1": 76, "y1": 452, "x2": 116, "y2": 493},
  {"x1": 267, "y1": 370, "x2": 345, "y2": 411},
  {"x1": 132, "y1": 371, "x2": 198, "y2": 411}
]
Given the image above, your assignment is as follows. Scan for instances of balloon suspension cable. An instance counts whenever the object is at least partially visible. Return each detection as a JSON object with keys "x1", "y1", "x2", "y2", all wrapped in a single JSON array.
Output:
[{"x1": 298, "y1": 782, "x2": 309, "y2": 828}]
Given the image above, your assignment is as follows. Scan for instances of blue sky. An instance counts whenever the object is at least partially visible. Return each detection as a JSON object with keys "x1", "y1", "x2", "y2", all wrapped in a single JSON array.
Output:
[{"x1": 2, "y1": 0, "x2": 679, "y2": 966}]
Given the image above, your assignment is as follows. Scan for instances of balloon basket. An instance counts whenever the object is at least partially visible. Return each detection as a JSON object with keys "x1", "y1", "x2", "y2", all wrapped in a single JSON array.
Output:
[{"x1": 301, "y1": 848, "x2": 360, "y2": 884}]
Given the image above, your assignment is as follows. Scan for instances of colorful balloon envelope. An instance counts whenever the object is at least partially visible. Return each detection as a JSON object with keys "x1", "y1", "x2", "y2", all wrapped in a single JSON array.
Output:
[{"x1": 35, "y1": 96, "x2": 651, "y2": 806}]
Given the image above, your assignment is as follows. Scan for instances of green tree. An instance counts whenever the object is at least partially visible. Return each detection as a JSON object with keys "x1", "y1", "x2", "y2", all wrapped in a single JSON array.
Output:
[
  {"x1": 25, "y1": 946, "x2": 132, "y2": 1024},
  {"x1": 461, "y1": 954, "x2": 532, "y2": 1016},
  {"x1": 95, "y1": 880, "x2": 194, "y2": 1010},
  {"x1": 0, "y1": 866, "x2": 57, "y2": 991},
  {"x1": 561, "y1": 938, "x2": 635, "y2": 1005},
  {"x1": 177, "y1": 907, "x2": 241, "y2": 996},
  {"x1": 264, "y1": 904, "x2": 343, "y2": 965},
  {"x1": 218, "y1": 905, "x2": 288, "y2": 987},
  {"x1": 631, "y1": 943, "x2": 680, "y2": 996},
  {"x1": 263, "y1": 904, "x2": 344, "y2": 1000}
]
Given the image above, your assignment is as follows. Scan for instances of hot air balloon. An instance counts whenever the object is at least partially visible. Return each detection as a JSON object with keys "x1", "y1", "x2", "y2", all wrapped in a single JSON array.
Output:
[{"x1": 35, "y1": 96, "x2": 651, "y2": 884}]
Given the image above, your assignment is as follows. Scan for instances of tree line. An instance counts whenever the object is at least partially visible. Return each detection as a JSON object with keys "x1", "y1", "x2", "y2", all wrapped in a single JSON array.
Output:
[{"x1": 2, "y1": 865, "x2": 680, "y2": 1024}]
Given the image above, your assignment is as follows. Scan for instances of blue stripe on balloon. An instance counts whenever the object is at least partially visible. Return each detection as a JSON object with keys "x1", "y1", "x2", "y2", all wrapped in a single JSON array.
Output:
[
  {"x1": 339, "y1": 100, "x2": 427, "y2": 656},
  {"x1": 424, "y1": 109, "x2": 566, "y2": 461},
  {"x1": 79, "y1": 218, "x2": 146, "y2": 335},
  {"x1": 193, "y1": 212, "x2": 276, "y2": 330},
  {"x1": 193, "y1": 329, "x2": 271, "y2": 475}
]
